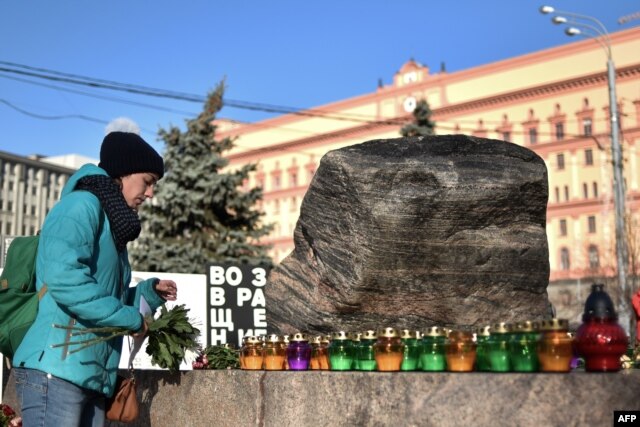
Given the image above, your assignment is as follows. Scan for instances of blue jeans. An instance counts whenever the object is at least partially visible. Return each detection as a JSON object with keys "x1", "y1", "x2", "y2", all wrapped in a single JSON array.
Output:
[{"x1": 13, "y1": 368, "x2": 105, "y2": 427}]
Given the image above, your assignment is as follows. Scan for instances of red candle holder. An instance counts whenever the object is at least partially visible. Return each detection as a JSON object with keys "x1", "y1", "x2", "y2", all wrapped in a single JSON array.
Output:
[{"x1": 574, "y1": 284, "x2": 628, "y2": 372}]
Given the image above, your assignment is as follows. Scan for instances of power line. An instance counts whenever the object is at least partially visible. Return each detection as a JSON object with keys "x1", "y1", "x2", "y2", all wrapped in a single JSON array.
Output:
[
  {"x1": 0, "y1": 73, "x2": 200, "y2": 116},
  {"x1": 0, "y1": 98, "x2": 107, "y2": 124},
  {"x1": 0, "y1": 61, "x2": 407, "y2": 125}
]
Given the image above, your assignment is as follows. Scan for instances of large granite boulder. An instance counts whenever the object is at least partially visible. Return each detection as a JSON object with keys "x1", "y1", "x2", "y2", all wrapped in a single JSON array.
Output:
[{"x1": 267, "y1": 135, "x2": 552, "y2": 334}]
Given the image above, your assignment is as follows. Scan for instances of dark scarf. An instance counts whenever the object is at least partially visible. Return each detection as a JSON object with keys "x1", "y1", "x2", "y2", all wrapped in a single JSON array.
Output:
[{"x1": 75, "y1": 175, "x2": 141, "y2": 252}]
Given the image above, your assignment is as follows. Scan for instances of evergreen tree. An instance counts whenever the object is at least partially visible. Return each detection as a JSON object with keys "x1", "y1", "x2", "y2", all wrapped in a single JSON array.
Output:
[
  {"x1": 131, "y1": 82, "x2": 273, "y2": 273},
  {"x1": 400, "y1": 99, "x2": 436, "y2": 137}
]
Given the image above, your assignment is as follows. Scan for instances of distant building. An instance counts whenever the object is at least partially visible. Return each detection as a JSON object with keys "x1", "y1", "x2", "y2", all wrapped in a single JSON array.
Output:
[
  {"x1": 220, "y1": 27, "x2": 640, "y2": 322},
  {"x1": 42, "y1": 154, "x2": 97, "y2": 170},
  {"x1": 0, "y1": 151, "x2": 90, "y2": 266}
]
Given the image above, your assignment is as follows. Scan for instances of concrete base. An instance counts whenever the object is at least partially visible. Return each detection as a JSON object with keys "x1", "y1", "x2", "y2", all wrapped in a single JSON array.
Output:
[{"x1": 3, "y1": 369, "x2": 639, "y2": 426}]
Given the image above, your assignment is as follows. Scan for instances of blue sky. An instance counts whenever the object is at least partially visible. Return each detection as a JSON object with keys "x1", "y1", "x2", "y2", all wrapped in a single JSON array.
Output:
[{"x1": 1, "y1": 1, "x2": 638, "y2": 160}]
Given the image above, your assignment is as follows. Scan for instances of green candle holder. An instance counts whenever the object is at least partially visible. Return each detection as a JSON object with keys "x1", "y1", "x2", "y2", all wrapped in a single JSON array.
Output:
[
  {"x1": 328, "y1": 331, "x2": 355, "y2": 370},
  {"x1": 419, "y1": 326, "x2": 447, "y2": 371},
  {"x1": 475, "y1": 325, "x2": 492, "y2": 372},
  {"x1": 400, "y1": 329, "x2": 421, "y2": 371},
  {"x1": 356, "y1": 330, "x2": 378, "y2": 371},
  {"x1": 488, "y1": 322, "x2": 512, "y2": 372},
  {"x1": 509, "y1": 321, "x2": 540, "y2": 372}
]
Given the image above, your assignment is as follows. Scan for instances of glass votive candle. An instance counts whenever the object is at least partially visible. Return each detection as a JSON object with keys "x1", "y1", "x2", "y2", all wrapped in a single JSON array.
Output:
[
  {"x1": 474, "y1": 325, "x2": 492, "y2": 372},
  {"x1": 419, "y1": 326, "x2": 447, "y2": 371},
  {"x1": 351, "y1": 332, "x2": 362, "y2": 370},
  {"x1": 328, "y1": 331, "x2": 356, "y2": 371},
  {"x1": 310, "y1": 335, "x2": 330, "y2": 370},
  {"x1": 263, "y1": 334, "x2": 286, "y2": 371},
  {"x1": 356, "y1": 330, "x2": 377, "y2": 371},
  {"x1": 240, "y1": 336, "x2": 264, "y2": 370},
  {"x1": 286, "y1": 332, "x2": 311, "y2": 370},
  {"x1": 400, "y1": 329, "x2": 421, "y2": 371},
  {"x1": 445, "y1": 330, "x2": 476, "y2": 372},
  {"x1": 537, "y1": 319, "x2": 573, "y2": 372},
  {"x1": 281, "y1": 335, "x2": 290, "y2": 370},
  {"x1": 509, "y1": 321, "x2": 540, "y2": 372},
  {"x1": 488, "y1": 322, "x2": 512, "y2": 372},
  {"x1": 374, "y1": 327, "x2": 404, "y2": 372}
]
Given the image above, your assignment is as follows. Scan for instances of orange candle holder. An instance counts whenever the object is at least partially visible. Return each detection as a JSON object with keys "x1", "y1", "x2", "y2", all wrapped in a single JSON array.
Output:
[
  {"x1": 537, "y1": 319, "x2": 573, "y2": 372},
  {"x1": 373, "y1": 327, "x2": 404, "y2": 372},
  {"x1": 280, "y1": 335, "x2": 290, "y2": 370},
  {"x1": 263, "y1": 334, "x2": 286, "y2": 370},
  {"x1": 445, "y1": 330, "x2": 476, "y2": 372},
  {"x1": 240, "y1": 336, "x2": 264, "y2": 370},
  {"x1": 310, "y1": 335, "x2": 330, "y2": 370}
]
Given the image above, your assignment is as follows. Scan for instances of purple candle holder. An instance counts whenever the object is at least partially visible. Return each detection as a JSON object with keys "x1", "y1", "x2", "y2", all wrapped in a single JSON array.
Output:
[{"x1": 286, "y1": 333, "x2": 312, "y2": 370}]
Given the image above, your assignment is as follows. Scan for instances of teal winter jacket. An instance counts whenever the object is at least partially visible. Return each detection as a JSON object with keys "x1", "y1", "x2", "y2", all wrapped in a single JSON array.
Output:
[{"x1": 13, "y1": 163, "x2": 165, "y2": 397}]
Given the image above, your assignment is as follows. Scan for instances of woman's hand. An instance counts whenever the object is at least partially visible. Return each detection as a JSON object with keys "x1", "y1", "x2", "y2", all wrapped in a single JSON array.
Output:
[{"x1": 154, "y1": 280, "x2": 178, "y2": 301}]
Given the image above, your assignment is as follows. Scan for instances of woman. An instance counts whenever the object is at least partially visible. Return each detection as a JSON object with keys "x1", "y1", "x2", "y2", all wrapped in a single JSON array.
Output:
[{"x1": 13, "y1": 131, "x2": 178, "y2": 427}]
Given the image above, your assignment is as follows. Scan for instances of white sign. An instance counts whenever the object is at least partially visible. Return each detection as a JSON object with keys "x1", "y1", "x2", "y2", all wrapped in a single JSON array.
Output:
[{"x1": 118, "y1": 272, "x2": 207, "y2": 371}]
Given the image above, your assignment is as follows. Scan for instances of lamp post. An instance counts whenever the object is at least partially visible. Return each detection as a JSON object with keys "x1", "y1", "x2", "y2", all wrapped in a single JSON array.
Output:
[{"x1": 540, "y1": 6, "x2": 629, "y2": 326}]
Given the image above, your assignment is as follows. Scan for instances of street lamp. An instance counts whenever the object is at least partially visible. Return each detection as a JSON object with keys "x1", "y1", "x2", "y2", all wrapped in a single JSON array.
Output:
[{"x1": 540, "y1": 6, "x2": 630, "y2": 325}]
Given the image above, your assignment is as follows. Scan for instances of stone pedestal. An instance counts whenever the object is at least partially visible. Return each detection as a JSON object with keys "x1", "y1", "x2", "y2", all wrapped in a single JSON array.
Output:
[{"x1": 3, "y1": 369, "x2": 639, "y2": 426}]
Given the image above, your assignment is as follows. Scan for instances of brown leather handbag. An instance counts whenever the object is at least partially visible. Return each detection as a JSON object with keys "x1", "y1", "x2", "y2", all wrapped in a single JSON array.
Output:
[{"x1": 106, "y1": 372, "x2": 139, "y2": 423}]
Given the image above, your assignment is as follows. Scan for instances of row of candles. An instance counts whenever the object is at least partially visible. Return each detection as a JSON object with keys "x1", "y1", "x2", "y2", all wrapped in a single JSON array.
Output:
[
  {"x1": 239, "y1": 319, "x2": 585, "y2": 373},
  {"x1": 239, "y1": 284, "x2": 630, "y2": 373}
]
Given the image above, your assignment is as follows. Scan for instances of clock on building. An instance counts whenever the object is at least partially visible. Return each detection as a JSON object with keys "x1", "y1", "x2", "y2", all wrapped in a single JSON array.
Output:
[{"x1": 403, "y1": 96, "x2": 417, "y2": 113}]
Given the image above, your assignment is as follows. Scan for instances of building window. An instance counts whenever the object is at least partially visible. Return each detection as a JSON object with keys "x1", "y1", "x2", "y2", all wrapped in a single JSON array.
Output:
[
  {"x1": 6, "y1": 222, "x2": 12, "y2": 234},
  {"x1": 273, "y1": 199, "x2": 280, "y2": 214},
  {"x1": 8, "y1": 181, "x2": 13, "y2": 191},
  {"x1": 528, "y1": 128, "x2": 538, "y2": 145},
  {"x1": 30, "y1": 206, "x2": 36, "y2": 215},
  {"x1": 583, "y1": 183, "x2": 588, "y2": 199},
  {"x1": 588, "y1": 245, "x2": 599, "y2": 269},
  {"x1": 290, "y1": 196, "x2": 297, "y2": 212},
  {"x1": 556, "y1": 153, "x2": 565, "y2": 170},
  {"x1": 272, "y1": 175, "x2": 281, "y2": 190},
  {"x1": 559, "y1": 219, "x2": 567, "y2": 236},
  {"x1": 290, "y1": 173, "x2": 298, "y2": 188},
  {"x1": 560, "y1": 248, "x2": 571, "y2": 271},
  {"x1": 564, "y1": 186, "x2": 570, "y2": 201},
  {"x1": 7, "y1": 201, "x2": 13, "y2": 211},
  {"x1": 588, "y1": 216, "x2": 596, "y2": 233},
  {"x1": 501, "y1": 131, "x2": 511, "y2": 142},
  {"x1": 555, "y1": 122, "x2": 565, "y2": 140},
  {"x1": 592, "y1": 182, "x2": 598, "y2": 198},
  {"x1": 583, "y1": 118, "x2": 592, "y2": 136},
  {"x1": 554, "y1": 187, "x2": 560, "y2": 203},
  {"x1": 585, "y1": 149, "x2": 593, "y2": 166}
]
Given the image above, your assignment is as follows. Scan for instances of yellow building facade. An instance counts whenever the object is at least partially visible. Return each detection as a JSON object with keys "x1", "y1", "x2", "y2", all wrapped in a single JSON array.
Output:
[{"x1": 220, "y1": 27, "x2": 640, "y2": 317}]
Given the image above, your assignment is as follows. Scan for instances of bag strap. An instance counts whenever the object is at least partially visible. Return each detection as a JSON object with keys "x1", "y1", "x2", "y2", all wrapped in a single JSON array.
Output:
[{"x1": 38, "y1": 284, "x2": 47, "y2": 300}]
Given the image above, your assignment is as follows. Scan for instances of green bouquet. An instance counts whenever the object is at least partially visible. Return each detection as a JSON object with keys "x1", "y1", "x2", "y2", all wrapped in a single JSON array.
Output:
[{"x1": 54, "y1": 304, "x2": 200, "y2": 373}]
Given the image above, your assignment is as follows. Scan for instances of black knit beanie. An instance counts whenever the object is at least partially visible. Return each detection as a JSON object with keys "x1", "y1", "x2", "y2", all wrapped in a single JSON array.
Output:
[{"x1": 98, "y1": 132, "x2": 164, "y2": 179}]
